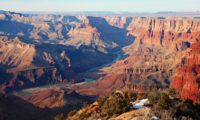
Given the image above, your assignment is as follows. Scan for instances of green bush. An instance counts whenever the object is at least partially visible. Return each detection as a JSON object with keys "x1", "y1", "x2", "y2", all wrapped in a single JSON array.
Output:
[
  {"x1": 148, "y1": 88, "x2": 160, "y2": 104},
  {"x1": 125, "y1": 91, "x2": 137, "y2": 101},
  {"x1": 156, "y1": 92, "x2": 171, "y2": 110},
  {"x1": 100, "y1": 93, "x2": 130, "y2": 117},
  {"x1": 168, "y1": 88, "x2": 179, "y2": 98},
  {"x1": 97, "y1": 96, "x2": 107, "y2": 107},
  {"x1": 174, "y1": 100, "x2": 200, "y2": 119}
]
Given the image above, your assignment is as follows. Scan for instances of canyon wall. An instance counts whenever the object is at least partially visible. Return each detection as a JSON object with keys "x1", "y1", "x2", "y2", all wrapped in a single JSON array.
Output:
[
  {"x1": 0, "y1": 11, "x2": 133, "y2": 93},
  {"x1": 0, "y1": 11, "x2": 200, "y2": 103},
  {"x1": 105, "y1": 16, "x2": 200, "y2": 50},
  {"x1": 171, "y1": 42, "x2": 200, "y2": 103},
  {"x1": 77, "y1": 16, "x2": 200, "y2": 103}
]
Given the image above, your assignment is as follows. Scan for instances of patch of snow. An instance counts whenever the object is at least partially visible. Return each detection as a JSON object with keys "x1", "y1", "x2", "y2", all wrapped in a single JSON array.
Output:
[
  {"x1": 151, "y1": 116, "x2": 160, "y2": 120},
  {"x1": 141, "y1": 99, "x2": 148, "y2": 102},
  {"x1": 132, "y1": 102, "x2": 144, "y2": 109},
  {"x1": 132, "y1": 98, "x2": 149, "y2": 109}
]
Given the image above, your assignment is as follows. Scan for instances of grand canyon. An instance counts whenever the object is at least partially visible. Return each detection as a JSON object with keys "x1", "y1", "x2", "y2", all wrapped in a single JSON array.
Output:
[{"x1": 0, "y1": 9, "x2": 200, "y2": 120}]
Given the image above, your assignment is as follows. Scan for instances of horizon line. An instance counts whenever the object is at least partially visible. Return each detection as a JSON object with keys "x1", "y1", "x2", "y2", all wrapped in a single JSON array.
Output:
[{"x1": 2, "y1": 9, "x2": 200, "y2": 13}]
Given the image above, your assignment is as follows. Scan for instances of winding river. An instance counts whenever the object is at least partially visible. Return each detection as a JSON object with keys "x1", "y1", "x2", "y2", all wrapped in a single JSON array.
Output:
[{"x1": 84, "y1": 52, "x2": 124, "y2": 83}]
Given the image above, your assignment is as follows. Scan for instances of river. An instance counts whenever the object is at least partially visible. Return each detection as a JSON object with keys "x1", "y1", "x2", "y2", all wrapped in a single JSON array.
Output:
[{"x1": 84, "y1": 52, "x2": 125, "y2": 83}]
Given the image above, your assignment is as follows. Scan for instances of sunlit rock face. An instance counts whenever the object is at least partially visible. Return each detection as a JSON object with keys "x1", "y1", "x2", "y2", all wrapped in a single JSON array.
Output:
[
  {"x1": 172, "y1": 43, "x2": 200, "y2": 103},
  {"x1": 76, "y1": 17, "x2": 200, "y2": 98},
  {"x1": 0, "y1": 12, "x2": 133, "y2": 51},
  {"x1": 128, "y1": 17, "x2": 200, "y2": 46},
  {"x1": 0, "y1": 11, "x2": 200, "y2": 101},
  {"x1": 0, "y1": 35, "x2": 116, "y2": 93},
  {"x1": 15, "y1": 87, "x2": 93, "y2": 109},
  {"x1": 105, "y1": 16, "x2": 200, "y2": 50},
  {"x1": 0, "y1": 11, "x2": 133, "y2": 93}
]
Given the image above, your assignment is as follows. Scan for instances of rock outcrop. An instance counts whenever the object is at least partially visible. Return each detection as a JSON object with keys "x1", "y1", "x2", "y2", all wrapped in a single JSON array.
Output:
[
  {"x1": 171, "y1": 42, "x2": 200, "y2": 103},
  {"x1": 105, "y1": 16, "x2": 200, "y2": 50},
  {"x1": 0, "y1": 35, "x2": 116, "y2": 93},
  {"x1": 14, "y1": 86, "x2": 95, "y2": 112},
  {"x1": 0, "y1": 12, "x2": 133, "y2": 51},
  {"x1": 1, "y1": 11, "x2": 200, "y2": 103},
  {"x1": 0, "y1": 93, "x2": 52, "y2": 120},
  {"x1": 0, "y1": 11, "x2": 136, "y2": 93},
  {"x1": 17, "y1": 88, "x2": 65, "y2": 109},
  {"x1": 76, "y1": 17, "x2": 200, "y2": 101}
]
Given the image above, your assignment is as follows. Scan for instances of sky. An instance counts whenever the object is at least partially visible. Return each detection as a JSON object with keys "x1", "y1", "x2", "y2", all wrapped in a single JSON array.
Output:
[{"x1": 0, "y1": 0, "x2": 200, "y2": 12}]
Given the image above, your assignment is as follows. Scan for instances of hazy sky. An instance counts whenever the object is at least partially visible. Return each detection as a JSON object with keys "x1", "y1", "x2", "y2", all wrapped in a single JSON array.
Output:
[{"x1": 0, "y1": 0, "x2": 199, "y2": 12}]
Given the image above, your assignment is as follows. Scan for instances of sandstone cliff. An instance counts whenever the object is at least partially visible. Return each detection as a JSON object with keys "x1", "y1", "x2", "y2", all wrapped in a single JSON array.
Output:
[
  {"x1": 171, "y1": 43, "x2": 200, "y2": 103},
  {"x1": 1, "y1": 11, "x2": 200, "y2": 103},
  {"x1": 0, "y1": 11, "x2": 134, "y2": 93},
  {"x1": 76, "y1": 17, "x2": 200, "y2": 103}
]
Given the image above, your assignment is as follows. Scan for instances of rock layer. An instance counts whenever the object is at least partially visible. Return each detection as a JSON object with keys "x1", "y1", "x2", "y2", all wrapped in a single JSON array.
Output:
[
  {"x1": 171, "y1": 43, "x2": 200, "y2": 103},
  {"x1": 0, "y1": 11, "x2": 134, "y2": 93},
  {"x1": 0, "y1": 11, "x2": 200, "y2": 103},
  {"x1": 76, "y1": 17, "x2": 200, "y2": 103}
]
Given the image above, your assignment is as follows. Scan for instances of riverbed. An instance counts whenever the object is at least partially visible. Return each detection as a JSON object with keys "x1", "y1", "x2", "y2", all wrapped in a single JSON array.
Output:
[{"x1": 82, "y1": 52, "x2": 125, "y2": 83}]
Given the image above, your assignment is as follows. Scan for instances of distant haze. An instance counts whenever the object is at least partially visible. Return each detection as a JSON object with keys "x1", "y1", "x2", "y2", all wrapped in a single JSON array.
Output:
[{"x1": 0, "y1": 0, "x2": 200, "y2": 12}]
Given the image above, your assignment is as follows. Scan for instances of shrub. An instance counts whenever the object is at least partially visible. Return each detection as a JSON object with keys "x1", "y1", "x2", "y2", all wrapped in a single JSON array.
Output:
[
  {"x1": 148, "y1": 87, "x2": 160, "y2": 104},
  {"x1": 156, "y1": 92, "x2": 171, "y2": 110},
  {"x1": 67, "y1": 110, "x2": 77, "y2": 117},
  {"x1": 83, "y1": 101, "x2": 89, "y2": 108},
  {"x1": 100, "y1": 93, "x2": 130, "y2": 117},
  {"x1": 97, "y1": 96, "x2": 107, "y2": 107},
  {"x1": 79, "y1": 112, "x2": 90, "y2": 120},
  {"x1": 54, "y1": 114, "x2": 64, "y2": 120},
  {"x1": 137, "y1": 93, "x2": 147, "y2": 100},
  {"x1": 125, "y1": 91, "x2": 137, "y2": 101},
  {"x1": 174, "y1": 100, "x2": 200, "y2": 119},
  {"x1": 168, "y1": 88, "x2": 179, "y2": 98}
]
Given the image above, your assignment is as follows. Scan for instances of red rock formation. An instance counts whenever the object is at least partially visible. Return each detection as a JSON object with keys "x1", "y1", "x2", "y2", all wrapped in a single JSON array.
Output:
[
  {"x1": 171, "y1": 43, "x2": 200, "y2": 103},
  {"x1": 119, "y1": 17, "x2": 200, "y2": 57},
  {"x1": 0, "y1": 11, "x2": 134, "y2": 93},
  {"x1": 0, "y1": 35, "x2": 115, "y2": 93},
  {"x1": 15, "y1": 87, "x2": 95, "y2": 110},
  {"x1": 76, "y1": 17, "x2": 200, "y2": 97},
  {"x1": 76, "y1": 47, "x2": 176, "y2": 96},
  {"x1": 0, "y1": 36, "x2": 35, "y2": 71},
  {"x1": 21, "y1": 88, "x2": 65, "y2": 108},
  {"x1": 1, "y1": 11, "x2": 200, "y2": 99}
]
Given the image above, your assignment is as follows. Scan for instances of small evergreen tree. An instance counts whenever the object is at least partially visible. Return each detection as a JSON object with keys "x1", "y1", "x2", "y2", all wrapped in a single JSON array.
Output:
[
  {"x1": 126, "y1": 91, "x2": 137, "y2": 101},
  {"x1": 100, "y1": 93, "x2": 130, "y2": 117},
  {"x1": 97, "y1": 96, "x2": 107, "y2": 108},
  {"x1": 156, "y1": 92, "x2": 171, "y2": 110},
  {"x1": 148, "y1": 87, "x2": 160, "y2": 104}
]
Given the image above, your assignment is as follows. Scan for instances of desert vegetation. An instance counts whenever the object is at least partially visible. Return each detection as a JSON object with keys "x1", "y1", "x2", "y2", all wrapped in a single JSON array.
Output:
[{"x1": 66, "y1": 88, "x2": 200, "y2": 120}]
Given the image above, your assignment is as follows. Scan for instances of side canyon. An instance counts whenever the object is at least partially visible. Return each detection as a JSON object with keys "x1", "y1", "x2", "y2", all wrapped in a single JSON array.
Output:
[{"x1": 0, "y1": 11, "x2": 200, "y2": 104}]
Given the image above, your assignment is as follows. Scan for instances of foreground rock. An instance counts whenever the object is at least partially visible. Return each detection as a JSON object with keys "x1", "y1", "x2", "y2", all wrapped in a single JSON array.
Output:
[{"x1": 0, "y1": 94, "x2": 52, "y2": 120}]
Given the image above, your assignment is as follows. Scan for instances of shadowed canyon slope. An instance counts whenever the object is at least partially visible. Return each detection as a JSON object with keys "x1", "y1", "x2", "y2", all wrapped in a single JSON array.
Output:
[
  {"x1": 0, "y1": 93, "x2": 52, "y2": 120},
  {"x1": 76, "y1": 16, "x2": 200, "y2": 103},
  {"x1": 0, "y1": 11, "x2": 133, "y2": 93},
  {"x1": 0, "y1": 11, "x2": 200, "y2": 103}
]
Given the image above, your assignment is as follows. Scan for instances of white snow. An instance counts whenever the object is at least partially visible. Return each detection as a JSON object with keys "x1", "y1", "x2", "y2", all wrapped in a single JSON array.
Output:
[
  {"x1": 151, "y1": 116, "x2": 160, "y2": 120},
  {"x1": 132, "y1": 98, "x2": 149, "y2": 109}
]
